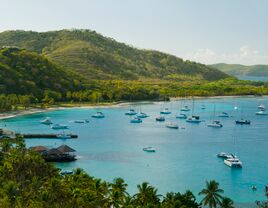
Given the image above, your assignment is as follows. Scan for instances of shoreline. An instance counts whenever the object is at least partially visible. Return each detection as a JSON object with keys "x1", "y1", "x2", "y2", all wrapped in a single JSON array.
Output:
[{"x1": 0, "y1": 95, "x2": 266, "y2": 121}]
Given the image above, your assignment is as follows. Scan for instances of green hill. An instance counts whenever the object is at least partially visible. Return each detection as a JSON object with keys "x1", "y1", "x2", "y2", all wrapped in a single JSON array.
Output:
[
  {"x1": 0, "y1": 29, "x2": 228, "y2": 81},
  {"x1": 0, "y1": 47, "x2": 83, "y2": 97},
  {"x1": 211, "y1": 63, "x2": 268, "y2": 77}
]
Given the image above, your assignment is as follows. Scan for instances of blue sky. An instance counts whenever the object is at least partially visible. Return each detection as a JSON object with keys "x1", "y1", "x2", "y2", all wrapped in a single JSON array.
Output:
[{"x1": 1, "y1": 0, "x2": 268, "y2": 65}]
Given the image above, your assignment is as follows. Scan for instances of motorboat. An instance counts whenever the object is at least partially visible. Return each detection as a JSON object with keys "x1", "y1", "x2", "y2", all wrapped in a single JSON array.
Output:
[
  {"x1": 51, "y1": 124, "x2": 68, "y2": 130},
  {"x1": 186, "y1": 115, "x2": 201, "y2": 123},
  {"x1": 137, "y1": 112, "x2": 149, "y2": 118},
  {"x1": 142, "y1": 147, "x2": 156, "y2": 152},
  {"x1": 219, "y1": 112, "x2": 229, "y2": 117},
  {"x1": 92, "y1": 112, "x2": 105, "y2": 118},
  {"x1": 155, "y1": 116, "x2": 165, "y2": 122},
  {"x1": 73, "y1": 119, "x2": 89, "y2": 123},
  {"x1": 40, "y1": 117, "x2": 53, "y2": 125},
  {"x1": 130, "y1": 117, "x2": 142, "y2": 123},
  {"x1": 56, "y1": 134, "x2": 71, "y2": 139},
  {"x1": 125, "y1": 109, "x2": 137, "y2": 116},
  {"x1": 256, "y1": 110, "x2": 268, "y2": 115},
  {"x1": 217, "y1": 152, "x2": 232, "y2": 159},
  {"x1": 176, "y1": 113, "x2": 187, "y2": 119},
  {"x1": 60, "y1": 170, "x2": 73, "y2": 175},
  {"x1": 201, "y1": 105, "x2": 206, "y2": 110},
  {"x1": 181, "y1": 105, "x2": 191, "y2": 112},
  {"x1": 160, "y1": 108, "x2": 171, "y2": 114},
  {"x1": 224, "y1": 155, "x2": 242, "y2": 168},
  {"x1": 166, "y1": 122, "x2": 179, "y2": 129},
  {"x1": 207, "y1": 120, "x2": 223, "y2": 128},
  {"x1": 235, "y1": 119, "x2": 250, "y2": 125}
]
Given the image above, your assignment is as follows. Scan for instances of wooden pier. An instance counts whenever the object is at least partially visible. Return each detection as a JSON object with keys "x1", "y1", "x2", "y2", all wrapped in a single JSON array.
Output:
[{"x1": 22, "y1": 134, "x2": 78, "y2": 139}]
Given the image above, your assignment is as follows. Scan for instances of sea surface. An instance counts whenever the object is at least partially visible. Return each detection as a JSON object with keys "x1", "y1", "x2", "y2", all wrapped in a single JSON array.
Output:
[
  {"x1": 1, "y1": 96, "x2": 268, "y2": 204},
  {"x1": 236, "y1": 75, "x2": 268, "y2": 82}
]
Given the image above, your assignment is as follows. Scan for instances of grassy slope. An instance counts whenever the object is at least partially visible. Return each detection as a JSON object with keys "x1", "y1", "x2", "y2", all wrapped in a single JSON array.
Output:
[
  {"x1": 0, "y1": 29, "x2": 229, "y2": 81},
  {"x1": 211, "y1": 63, "x2": 268, "y2": 77}
]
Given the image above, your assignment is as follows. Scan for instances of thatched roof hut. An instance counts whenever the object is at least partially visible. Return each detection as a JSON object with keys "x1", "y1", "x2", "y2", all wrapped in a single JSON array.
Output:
[
  {"x1": 57, "y1": 145, "x2": 76, "y2": 153},
  {"x1": 30, "y1": 146, "x2": 49, "y2": 153}
]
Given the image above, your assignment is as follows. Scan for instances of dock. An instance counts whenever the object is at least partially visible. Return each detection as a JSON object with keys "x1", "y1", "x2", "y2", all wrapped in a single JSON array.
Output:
[{"x1": 22, "y1": 134, "x2": 78, "y2": 139}]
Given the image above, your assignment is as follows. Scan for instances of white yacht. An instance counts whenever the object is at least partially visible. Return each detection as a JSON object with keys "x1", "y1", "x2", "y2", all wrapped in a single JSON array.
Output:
[
  {"x1": 166, "y1": 122, "x2": 179, "y2": 129},
  {"x1": 160, "y1": 108, "x2": 171, "y2": 114},
  {"x1": 40, "y1": 117, "x2": 53, "y2": 125},
  {"x1": 219, "y1": 112, "x2": 229, "y2": 117},
  {"x1": 207, "y1": 120, "x2": 223, "y2": 128},
  {"x1": 186, "y1": 116, "x2": 201, "y2": 123},
  {"x1": 176, "y1": 113, "x2": 187, "y2": 119},
  {"x1": 256, "y1": 110, "x2": 268, "y2": 115},
  {"x1": 137, "y1": 112, "x2": 149, "y2": 118},
  {"x1": 142, "y1": 147, "x2": 156, "y2": 152},
  {"x1": 92, "y1": 112, "x2": 105, "y2": 118},
  {"x1": 224, "y1": 155, "x2": 242, "y2": 168},
  {"x1": 125, "y1": 109, "x2": 137, "y2": 116},
  {"x1": 130, "y1": 117, "x2": 142, "y2": 123},
  {"x1": 51, "y1": 124, "x2": 68, "y2": 130},
  {"x1": 181, "y1": 105, "x2": 191, "y2": 112}
]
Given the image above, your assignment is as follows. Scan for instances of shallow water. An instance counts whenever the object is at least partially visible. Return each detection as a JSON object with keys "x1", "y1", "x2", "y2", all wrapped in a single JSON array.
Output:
[{"x1": 1, "y1": 97, "x2": 268, "y2": 203}]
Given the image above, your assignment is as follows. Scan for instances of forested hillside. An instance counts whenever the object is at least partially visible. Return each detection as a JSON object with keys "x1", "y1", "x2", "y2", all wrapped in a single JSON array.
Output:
[
  {"x1": 0, "y1": 29, "x2": 229, "y2": 81},
  {"x1": 211, "y1": 63, "x2": 268, "y2": 77}
]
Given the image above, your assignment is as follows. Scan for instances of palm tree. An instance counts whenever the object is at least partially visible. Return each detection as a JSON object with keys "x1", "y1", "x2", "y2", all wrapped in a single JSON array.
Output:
[
  {"x1": 199, "y1": 180, "x2": 224, "y2": 208},
  {"x1": 134, "y1": 182, "x2": 161, "y2": 206},
  {"x1": 221, "y1": 197, "x2": 234, "y2": 208}
]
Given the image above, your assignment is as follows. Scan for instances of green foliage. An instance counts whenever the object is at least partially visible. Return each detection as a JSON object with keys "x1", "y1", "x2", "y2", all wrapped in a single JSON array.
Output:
[
  {"x1": 0, "y1": 139, "x2": 203, "y2": 207},
  {"x1": 0, "y1": 29, "x2": 229, "y2": 81}
]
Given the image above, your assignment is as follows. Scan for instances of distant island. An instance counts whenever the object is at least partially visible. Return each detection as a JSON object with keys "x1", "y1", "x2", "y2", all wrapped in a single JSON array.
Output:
[{"x1": 211, "y1": 63, "x2": 268, "y2": 77}]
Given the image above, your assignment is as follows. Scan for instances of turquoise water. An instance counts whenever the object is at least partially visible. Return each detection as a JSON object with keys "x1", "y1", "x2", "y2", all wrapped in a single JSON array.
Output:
[
  {"x1": 237, "y1": 75, "x2": 268, "y2": 82},
  {"x1": 1, "y1": 97, "x2": 268, "y2": 203}
]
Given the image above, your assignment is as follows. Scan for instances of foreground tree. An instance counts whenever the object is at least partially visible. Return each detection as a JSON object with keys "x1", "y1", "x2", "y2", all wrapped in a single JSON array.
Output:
[{"x1": 199, "y1": 180, "x2": 224, "y2": 208}]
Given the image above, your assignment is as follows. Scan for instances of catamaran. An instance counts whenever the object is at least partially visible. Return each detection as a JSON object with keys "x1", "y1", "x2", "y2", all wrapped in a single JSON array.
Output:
[
  {"x1": 186, "y1": 98, "x2": 202, "y2": 123},
  {"x1": 181, "y1": 105, "x2": 191, "y2": 112},
  {"x1": 176, "y1": 113, "x2": 187, "y2": 119},
  {"x1": 155, "y1": 116, "x2": 165, "y2": 121},
  {"x1": 224, "y1": 154, "x2": 242, "y2": 168},
  {"x1": 207, "y1": 120, "x2": 223, "y2": 128},
  {"x1": 256, "y1": 110, "x2": 268, "y2": 115},
  {"x1": 160, "y1": 108, "x2": 171, "y2": 114},
  {"x1": 130, "y1": 117, "x2": 142, "y2": 123},
  {"x1": 137, "y1": 112, "x2": 149, "y2": 118},
  {"x1": 166, "y1": 122, "x2": 179, "y2": 129},
  {"x1": 40, "y1": 117, "x2": 53, "y2": 125},
  {"x1": 125, "y1": 109, "x2": 137, "y2": 115},
  {"x1": 92, "y1": 112, "x2": 105, "y2": 118},
  {"x1": 218, "y1": 112, "x2": 229, "y2": 117}
]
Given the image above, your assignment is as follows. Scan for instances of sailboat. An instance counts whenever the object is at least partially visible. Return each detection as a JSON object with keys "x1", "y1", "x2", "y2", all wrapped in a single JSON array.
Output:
[
  {"x1": 177, "y1": 100, "x2": 188, "y2": 119},
  {"x1": 186, "y1": 98, "x2": 201, "y2": 123},
  {"x1": 207, "y1": 105, "x2": 223, "y2": 128},
  {"x1": 92, "y1": 95, "x2": 105, "y2": 118},
  {"x1": 235, "y1": 104, "x2": 250, "y2": 125}
]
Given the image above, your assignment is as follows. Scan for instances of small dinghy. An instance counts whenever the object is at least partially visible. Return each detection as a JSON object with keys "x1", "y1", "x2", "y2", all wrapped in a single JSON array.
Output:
[
  {"x1": 166, "y1": 122, "x2": 179, "y2": 129},
  {"x1": 143, "y1": 147, "x2": 156, "y2": 152}
]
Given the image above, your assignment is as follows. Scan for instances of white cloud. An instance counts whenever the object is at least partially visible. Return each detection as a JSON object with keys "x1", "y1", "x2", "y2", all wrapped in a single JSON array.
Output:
[{"x1": 182, "y1": 46, "x2": 268, "y2": 65}]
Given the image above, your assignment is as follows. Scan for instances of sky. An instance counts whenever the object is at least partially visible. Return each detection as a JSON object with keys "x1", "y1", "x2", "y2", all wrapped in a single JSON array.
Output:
[{"x1": 1, "y1": 0, "x2": 268, "y2": 65}]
